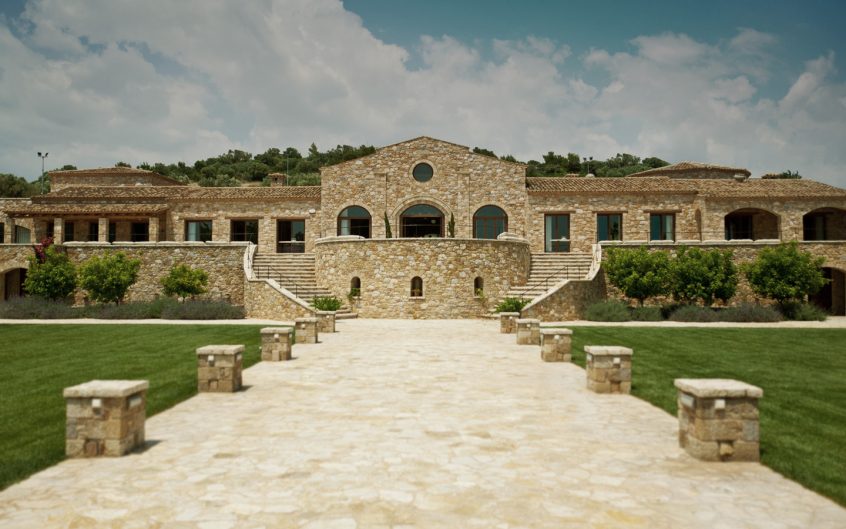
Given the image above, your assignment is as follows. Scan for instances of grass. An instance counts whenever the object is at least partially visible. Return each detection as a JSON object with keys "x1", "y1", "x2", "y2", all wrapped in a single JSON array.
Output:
[
  {"x1": 568, "y1": 327, "x2": 846, "y2": 506},
  {"x1": 0, "y1": 324, "x2": 265, "y2": 491}
]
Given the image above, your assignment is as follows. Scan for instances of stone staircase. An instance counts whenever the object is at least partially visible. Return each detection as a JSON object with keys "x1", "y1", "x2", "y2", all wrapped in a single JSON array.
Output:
[
  {"x1": 251, "y1": 253, "x2": 356, "y2": 318},
  {"x1": 501, "y1": 252, "x2": 594, "y2": 303}
]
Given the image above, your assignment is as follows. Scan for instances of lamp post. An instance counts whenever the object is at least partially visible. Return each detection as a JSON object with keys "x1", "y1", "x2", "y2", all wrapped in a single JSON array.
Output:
[
  {"x1": 37, "y1": 152, "x2": 48, "y2": 194},
  {"x1": 582, "y1": 156, "x2": 593, "y2": 176}
]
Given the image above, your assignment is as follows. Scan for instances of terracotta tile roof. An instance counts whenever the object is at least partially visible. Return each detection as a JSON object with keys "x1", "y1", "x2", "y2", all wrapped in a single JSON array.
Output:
[
  {"x1": 526, "y1": 176, "x2": 697, "y2": 194},
  {"x1": 4, "y1": 203, "x2": 169, "y2": 217},
  {"x1": 692, "y1": 178, "x2": 846, "y2": 199},
  {"x1": 49, "y1": 166, "x2": 186, "y2": 186},
  {"x1": 627, "y1": 161, "x2": 751, "y2": 178},
  {"x1": 39, "y1": 185, "x2": 321, "y2": 201}
]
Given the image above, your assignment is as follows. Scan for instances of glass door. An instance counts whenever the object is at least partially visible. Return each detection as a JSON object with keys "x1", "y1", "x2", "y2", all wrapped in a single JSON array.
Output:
[
  {"x1": 277, "y1": 219, "x2": 305, "y2": 253},
  {"x1": 545, "y1": 214, "x2": 570, "y2": 252}
]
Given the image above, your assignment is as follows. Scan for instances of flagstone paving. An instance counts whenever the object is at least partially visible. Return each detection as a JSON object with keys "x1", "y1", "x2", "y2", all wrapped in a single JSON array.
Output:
[{"x1": 1, "y1": 319, "x2": 844, "y2": 528}]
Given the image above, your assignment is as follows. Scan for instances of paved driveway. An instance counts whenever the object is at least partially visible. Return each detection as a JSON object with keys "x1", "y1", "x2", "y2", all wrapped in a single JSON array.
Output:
[{"x1": 1, "y1": 319, "x2": 844, "y2": 528}]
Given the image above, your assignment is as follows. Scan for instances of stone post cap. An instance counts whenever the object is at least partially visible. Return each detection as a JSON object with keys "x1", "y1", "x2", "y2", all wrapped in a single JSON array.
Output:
[
  {"x1": 295, "y1": 317, "x2": 318, "y2": 323},
  {"x1": 315, "y1": 310, "x2": 337, "y2": 315},
  {"x1": 260, "y1": 327, "x2": 292, "y2": 335},
  {"x1": 499, "y1": 312, "x2": 520, "y2": 317},
  {"x1": 63, "y1": 380, "x2": 149, "y2": 398},
  {"x1": 196, "y1": 344, "x2": 245, "y2": 356},
  {"x1": 584, "y1": 345, "x2": 633, "y2": 356},
  {"x1": 516, "y1": 318, "x2": 540, "y2": 324},
  {"x1": 541, "y1": 328, "x2": 573, "y2": 336},
  {"x1": 674, "y1": 378, "x2": 763, "y2": 398}
]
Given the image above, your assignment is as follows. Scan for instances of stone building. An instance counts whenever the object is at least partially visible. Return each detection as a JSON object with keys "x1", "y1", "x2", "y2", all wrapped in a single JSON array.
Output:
[{"x1": 1, "y1": 136, "x2": 844, "y2": 318}]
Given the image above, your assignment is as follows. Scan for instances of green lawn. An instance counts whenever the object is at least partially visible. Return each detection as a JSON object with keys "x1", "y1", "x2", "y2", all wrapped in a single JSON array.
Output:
[
  {"x1": 569, "y1": 327, "x2": 846, "y2": 507},
  {"x1": 0, "y1": 324, "x2": 265, "y2": 491}
]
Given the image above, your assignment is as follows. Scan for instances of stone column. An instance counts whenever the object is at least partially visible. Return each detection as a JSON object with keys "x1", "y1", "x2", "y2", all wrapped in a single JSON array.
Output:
[
  {"x1": 148, "y1": 217, "x2": 159, "y2": 242},
  {"x1": 53, "y1": 217, "x2": 63, "y2": 244},
  {"x1": 294, "y1": 317, "x2": 318, "y2": 344},
  {"x1": 196, "y1": 345, "x2": 244, "y2": 392},
  {"x1": 516, "y1": 318, "x2": 541, "y2": 345},
  {"x1": 540, "y1": 329, "x2": 573, "y2": 362},
  {"x1": 499, "y1": 312, "x2": 520, "y2": 333},
  {"x1": 585, "y1": 346, "x2": 633, "y2": 394},
  {"x1": 674, "y1": 378, "x2": 763, "y2": 462},
  {"x1": 98, "y1": 218, "x2": 109, "y2": 242},
  {"x1": 260, "y1": 327, "x2": 292, "y2": 361},
  {"x1": 316, "y1": 311, "x2": 336, "y2": 333},
  {"x1": 63, "y1": 380, "x2": 148, "y2": 457}
]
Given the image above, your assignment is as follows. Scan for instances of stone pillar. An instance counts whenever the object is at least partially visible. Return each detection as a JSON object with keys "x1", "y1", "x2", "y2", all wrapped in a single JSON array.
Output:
[
  {"x1": 316, "y1": 311, "x2": 336, "y2": 333},
  {"x1": 540, "y1": 328, "x2": 573, "y2": 362},
  {"x1": 260, "y1": 327, "x2": 292, "y2": 361},
  {"x1": 98, "y1": 218, "x2": 108, "y2": 242},
  {"x1": 196, "y1": 345, "x2": 243, "y2": 392},
  {"x1": 294, "y1": 317, "x2": 318, "y2": 344},
  {"x1": 585, "y1": 346, "x2": 633, "y2": 394},
  {"x1": 515, "y1": 318, "x2": 540, "y2": 345},
  {"x1": 499, "y1": 312, "x2": 520, "y2": 333},
  {"x1": 63, "y1": 380, "x2": 148, "y2": 457},
  {"x1": 53, "y1": 217, "x2": 63, "y2": 244},
  {"x1": 148, "y1": 217, "x2": 159, "y2": 242},
  {"x1": 674, "y1": 379, "x2": 763, "y2": 462}
]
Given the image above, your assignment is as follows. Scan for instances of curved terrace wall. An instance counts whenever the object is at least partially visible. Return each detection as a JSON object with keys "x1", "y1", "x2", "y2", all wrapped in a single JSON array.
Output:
[{"x1": 315, "y1": 237, "x2": 531, "y2": 318}]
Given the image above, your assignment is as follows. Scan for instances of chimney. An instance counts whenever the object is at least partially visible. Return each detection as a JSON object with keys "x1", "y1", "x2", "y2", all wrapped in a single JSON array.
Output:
[{"x1": 268, "y1": 173, "x2": 287, "y2": 186}]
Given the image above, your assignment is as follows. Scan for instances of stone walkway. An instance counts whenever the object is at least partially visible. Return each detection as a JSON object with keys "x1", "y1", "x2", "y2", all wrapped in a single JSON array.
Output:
[{"x1": 1, "y1": 319, "x2": 844, "y2": 528}]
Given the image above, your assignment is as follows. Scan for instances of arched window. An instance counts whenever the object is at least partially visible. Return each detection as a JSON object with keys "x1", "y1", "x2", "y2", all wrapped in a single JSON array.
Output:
[
  {"x1": 473, "y1": 205, "x2": 507, "y2": 239},
  {"x1": 350, "y1": 276, "x2": 361, "y2": 297},
  {"x1": 400, "y1": 204, "x2": 444, "y2": 238},
  {"x1": 724, "y1": 208, "x2": 779, "y2": 241},
  {"x1": 474, "y1": 277, "x2": 484, "y2": 296},
  {"x1": 337, "y1": 206, "x2": 372, "y2": 238},
  {"x1": 410, "y1": 276, "x2": 423, "y2": 297}
]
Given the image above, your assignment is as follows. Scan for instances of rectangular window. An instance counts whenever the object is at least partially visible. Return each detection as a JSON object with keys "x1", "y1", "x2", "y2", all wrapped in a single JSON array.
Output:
[
  {"x1": 276, "y1": 219, "x2": 305, "y2": 253},
  {"x1": 649, "y1": 214, "x2": 675, "y2": 241},
  {"x1": 186, "y1": 220, "x2": 213, "y2": 242},
  {"x1": 108, "y1": 222, "x2": 117, "y2": 243},
  {"x1": 803, "y1": 213, "x2": 827, "y2": 241},
  {"x1": 64, "y1": 221, "x2": 75, "y2": 242},
  {"x1": 597, "y1": 213, "x2": 623, "y2": 241},
  {"x1": 0, "y1": 222, "x2": 4, "y2": 243},
  {"x1": 88, "y1": 222, "x2": 99, "y2": 242},
  {"x1": 15, "y1": 226, "x2": 31, "y2": 244},
  {"x1": 231, "y1": 219, "x2": 259, "y2": 244},
  {"x1": 725, "y1": 214, "x2": 753, "y2": 240},
  {"x1": 130, "y1": 222, "x2": 149, "y2": 242},
  {"x1": 544, "y1": 214, "x2": 570, "y2": 252}
]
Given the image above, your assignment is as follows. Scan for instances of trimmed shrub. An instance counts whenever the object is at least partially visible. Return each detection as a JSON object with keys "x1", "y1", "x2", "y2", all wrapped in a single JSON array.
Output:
[
  {"x1": 719, "y1": 303, "x2": 783, "y2": 323},
  {"x1": 669, "y1": 305, "x2": 719, "y2": 322},
  {"x1": 160, "y1": 300, "x2": 245, "y2": 320},
  {"x1": 161, "y1": 264, "x2": 208, "y2": 301},
  {"x1": 585, "y1": 300, "x2": 631, "y2": 322},
  {"x1": 778, "y1": 301, "x2": 828, "y2": 321},
  {"x1": 630, "y1": 306, "x2": 664, "y2": 321},
  {"x1": 0, "y1": 297, "x2": 78, "y2": 319},
  {"x1": 78, "y1": 252, "x2": 141, "y2": 305},
  {"x1": 23, "y1": 246, "x2": 77, "y2": 301},
  {"x1": 495, "y1": 297, "x2": 530, "y2": 313},
  {"x1": 92, "y1": 298, "x2": 175, "y2": 319},
  {"x1": 312, "y1": 295, "x2": 342, "y2": 311},
  {"x1": 604, "y1": 246, "x2": 671, "y2": 305},
  {"x1": 670, "y1": 246, "x2": 738, "y2": 306},
  {"x1": 744, "y1": 242, "x2": 827, "y2": 308}
]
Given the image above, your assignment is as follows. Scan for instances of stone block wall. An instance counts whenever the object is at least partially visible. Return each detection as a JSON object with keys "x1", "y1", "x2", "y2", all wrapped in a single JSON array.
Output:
[
  {"x1": 244, "y1": 278, "x2": 315, "y2": 320},
  {"x1": 521, "y1": 270, "x2": 608, "y2": 321},
  {"x1": 315, "y1": 237, "x2": 531, "y2": 318}
]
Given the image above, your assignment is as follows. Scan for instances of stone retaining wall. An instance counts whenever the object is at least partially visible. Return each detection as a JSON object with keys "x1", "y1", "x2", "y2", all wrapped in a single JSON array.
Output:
[
  {"x1": 315, "y1": 237, "x2": 531, "y2": 318},
  {"x1": 244, "y1": 278, "x2": 315, "y2": 320},
  {"x1": 521, "y1": 270, "x2": 608, "y2": 321}
]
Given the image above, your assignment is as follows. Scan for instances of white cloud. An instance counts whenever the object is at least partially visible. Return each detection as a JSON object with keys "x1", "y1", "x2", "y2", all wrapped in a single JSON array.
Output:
[{"x1": 1, "y1": 0, "x2": 845, "y2": 188}]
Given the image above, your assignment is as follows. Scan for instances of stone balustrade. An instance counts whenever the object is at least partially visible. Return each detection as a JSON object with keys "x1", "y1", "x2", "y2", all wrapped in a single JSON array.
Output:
[
  {"x1": 499, "y1": 312, "x2": 520, "y2": 333},
  {"x1": 540, "y1": 328, "x2": 573, "y2": 362},
  {"x1": 294, "y1": 317, "x2": 319, "y2": 344},
  {"x1": 316, "y1": 311, "x2": 336, "y2": 333},
  {"x1": 674, "y1": 378, "x2": 763, "y2": 462},
  {"x1": 196, "y1": 345, "x2": 243, "y2": 392},
  {"x1": 63, "y1": 380, "x2": 148, "y2": 457},
  {"x1": 260, "y1": 327, "x2": 292, "y2": 361},
  {"x1": 516, "y1": 318, "x2": 540, "y2": 345},
  {"x1": 585, "y1": 346, "x2": 633, "y2": 394}
]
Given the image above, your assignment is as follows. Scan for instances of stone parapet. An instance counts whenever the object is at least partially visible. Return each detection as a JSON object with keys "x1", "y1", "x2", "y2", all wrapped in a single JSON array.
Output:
[
  {"x1": 516, "y1": 318, "x2": 540, "y2": 345},
  {"x1": 675, "y1": 378, "x2": 762, "y2": 462},
  {"x1": 260, "y1": 327, "x2": 292, "y2": 361},
  {"x1": 294, "y1": 317, "x2": 318, "y2": 344},
  {"x1": 540, "y1": 328, "x2": 573, "y2": 362},
  {"x1": 499, "y1": 312, "x2": 520, "y2": 333},
  {"x1": 316, "y1": 311, "x2": 336, "y2": 333},
  {"x1": 585, "y1": 346, "x2": 633, "y2": 394},
  {"x1": 196, "y1": 345, "x2": 243, "y2": 392},
  {"x1": 63, "y1": 380, "x2": 148, "y2": 457}
]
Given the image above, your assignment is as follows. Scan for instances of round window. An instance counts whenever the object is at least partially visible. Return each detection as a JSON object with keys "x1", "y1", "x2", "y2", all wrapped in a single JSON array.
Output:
[{"x1": 412, "y1": 162, "x2": 434, "y2": 182}]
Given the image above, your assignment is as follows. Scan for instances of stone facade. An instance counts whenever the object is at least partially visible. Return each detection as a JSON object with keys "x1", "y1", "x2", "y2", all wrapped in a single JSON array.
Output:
[
  {"x1": 244, "y1": 278, "x2": 316, "y2": 320},
  {"x1": 63, "y1": 380, "x2": 148, "y2": 457}
]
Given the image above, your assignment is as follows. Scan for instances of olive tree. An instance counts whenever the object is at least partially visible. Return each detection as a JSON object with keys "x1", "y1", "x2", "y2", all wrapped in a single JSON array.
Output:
[
  {"x1": 78, "y1": 252, "x2": 141, "y2": 305},
  {"x1": 744, "y1": 242, "x2": 826, "y2": 307},
  {"x1": 604, "y1": 246, "x2": 671, "y2": 306}
]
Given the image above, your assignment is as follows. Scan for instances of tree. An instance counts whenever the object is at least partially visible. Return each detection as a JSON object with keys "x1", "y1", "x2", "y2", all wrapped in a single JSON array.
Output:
[
  {"x1": 161, "y1": 264, "x2": 208, "y2": 301},
  {"x1": 383, "y1": 212, "x2": 392, "y2": 238},
  {"x1": 0, "y1": 173, "x2": 37, "y2": 198},
  {"x1": 115, "y1": 161, "x2": 131, "y2": 167},
  {"x1": 670, "y1": 247, "x2": 738, "y2": 306},
  {"x1": 78, "y1": 252, "x2": 141, "y2": 305},
  {"x1": 23, "y1": 246, "x2": 77, "y2": 301},
  {"x1": 604, "y1": 247, "x2": 671, "y2": 305},
  {"x1": 744, "y1": 242, "x2": 826, "y2": 306},
  {"x1": 472, "y1": 147, "x2": 497, "y2": 158},
  {"x1": 448, "y1": 213, "x2": 456, "y2": 238}
]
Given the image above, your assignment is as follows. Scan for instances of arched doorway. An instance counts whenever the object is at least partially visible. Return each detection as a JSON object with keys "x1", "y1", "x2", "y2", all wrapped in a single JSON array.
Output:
[
  {"x1": 810, "y1": 267, "x2": 845, "y2": 316},
  {"x1": 724, "y1": 208, "x2": 780, "y2": 240},
  {"x1": 2, "y1": 268, "x2": 28, "y2": 301},
  {"x1": 473, "y1": 205, "x2": 508, "y2": 239},
  {"x1": 400, "y1": 204, "x2": 444, "y2": 238}
]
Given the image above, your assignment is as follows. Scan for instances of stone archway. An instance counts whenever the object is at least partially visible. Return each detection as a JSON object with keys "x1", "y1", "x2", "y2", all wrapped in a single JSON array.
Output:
[
  {"x1": 810, "y1": 267, "x2": 846, "y2": 316},
  {"x1": 724, "y1": 208, "x2": 780, "y2": 240}
]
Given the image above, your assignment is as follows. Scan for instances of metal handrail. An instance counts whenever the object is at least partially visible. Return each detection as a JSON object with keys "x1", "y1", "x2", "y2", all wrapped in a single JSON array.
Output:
[{"x1": 511, "y1": 259, "x2": 592, "y2": 301}]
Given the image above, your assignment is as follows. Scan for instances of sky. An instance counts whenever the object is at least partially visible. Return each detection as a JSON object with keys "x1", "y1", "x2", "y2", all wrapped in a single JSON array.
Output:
[{"x1": 1, "y1": 0, "x2": 845, "y2": 186}]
